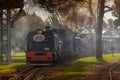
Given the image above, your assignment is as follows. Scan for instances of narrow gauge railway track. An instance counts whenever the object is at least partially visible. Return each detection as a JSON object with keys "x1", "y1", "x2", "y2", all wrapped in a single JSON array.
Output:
[
  {"x1": 96, "y1": 62, "x2": 120, "y2": 80},
  {"x1": 27, "y1": 65, "x2": 67, "y2": 80},
  {"x1": 9, "y1": 66, "x2": 34, "y2": 80},
  {"x1": 109, "y1": 63, "x2": 120, "y2": 80},
  {"x1": 9, "y1": 66, "x2": 55, "y2": 80},
  {"x1": 23, "y1": 68, "x2": 42, "y2": 80},
  {"x1": 27, "y1": 67, "x2": 52, "y2": 80}
]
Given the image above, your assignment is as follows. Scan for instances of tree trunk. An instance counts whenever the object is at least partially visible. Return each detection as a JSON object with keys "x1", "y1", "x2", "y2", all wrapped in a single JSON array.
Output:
[{"x1": 96, "y1": 0, "x2": 105, "y2": 60}]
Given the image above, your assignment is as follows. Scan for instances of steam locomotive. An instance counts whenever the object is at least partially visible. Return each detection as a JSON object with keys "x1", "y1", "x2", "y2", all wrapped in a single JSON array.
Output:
[{"x1": 26, "y1": 26, "x2": 80, "y2": 65}]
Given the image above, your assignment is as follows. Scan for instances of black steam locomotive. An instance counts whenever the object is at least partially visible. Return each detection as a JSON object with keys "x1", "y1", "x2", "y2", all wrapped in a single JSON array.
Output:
[{"x1": 26, "y1": 26, "x2": 80, "y2": 65}]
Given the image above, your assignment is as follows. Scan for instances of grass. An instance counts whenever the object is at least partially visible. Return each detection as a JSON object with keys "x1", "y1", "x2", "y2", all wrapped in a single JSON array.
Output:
[
  {"x1": 11, "y1": 52, "x2": 25, "y2": 57},
  {"x1": 11, "y1": 52, "x2": 26, "y2": 62},
  {"x1": 0, "y1": 52, "x2": 26, "y2": 73},
  {"x1": 0, "y1": 63, "x2": 25, "y2": 72},
  {"x1": 50, "y1": 53, "x2": 120, "y2": 80},
  {"x1": 103, "y1": 53, "x2": 120, "y2": 61}
]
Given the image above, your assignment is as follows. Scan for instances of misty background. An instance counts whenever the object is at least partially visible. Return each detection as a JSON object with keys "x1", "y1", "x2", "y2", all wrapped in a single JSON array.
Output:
[{"x1": 12, "y1": 0, "x2": 120, "y2": 56}]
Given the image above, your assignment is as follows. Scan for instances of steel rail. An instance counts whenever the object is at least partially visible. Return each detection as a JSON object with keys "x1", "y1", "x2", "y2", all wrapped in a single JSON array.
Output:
[{"x1": 109, "y1": 63, "x2": 120, "y2": 80}]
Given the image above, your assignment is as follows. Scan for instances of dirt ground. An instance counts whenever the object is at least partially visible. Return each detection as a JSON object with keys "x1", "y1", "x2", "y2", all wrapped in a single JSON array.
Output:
[{"x1": 70, "y1": 62, "x2": 118, "y2": 80}]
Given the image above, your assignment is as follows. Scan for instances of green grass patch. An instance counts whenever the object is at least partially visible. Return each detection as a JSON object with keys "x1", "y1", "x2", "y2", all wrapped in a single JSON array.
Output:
[
  {"x1": 0, "y1": 63, "x2": 25, "y2": 72},
  {"x1": 11, "y1": 52, "x2": 26, "y2": 62},
  {"x1": 103, "y1": 53, "x2": 120, "y2": 61},
  {"x1": 50, "y1": 53, "x2": 120, "y2": 80},
  {"x1": 11, "y1": 52, "x2": 25, "y2": 57},
  {"x1": 0, "y1": 52, "x2": 26, "y2": 72}
]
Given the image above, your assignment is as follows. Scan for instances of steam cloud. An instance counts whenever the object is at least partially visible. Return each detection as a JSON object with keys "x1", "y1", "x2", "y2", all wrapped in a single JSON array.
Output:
[{"x1": 13, "y1": 0, "x2": 95, "y2": 52}]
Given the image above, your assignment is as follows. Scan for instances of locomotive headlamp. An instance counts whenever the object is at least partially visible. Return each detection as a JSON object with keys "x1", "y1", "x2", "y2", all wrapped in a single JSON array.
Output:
[{"x1": 44, "y1": 48, "x2": 49, "y2": 51}]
